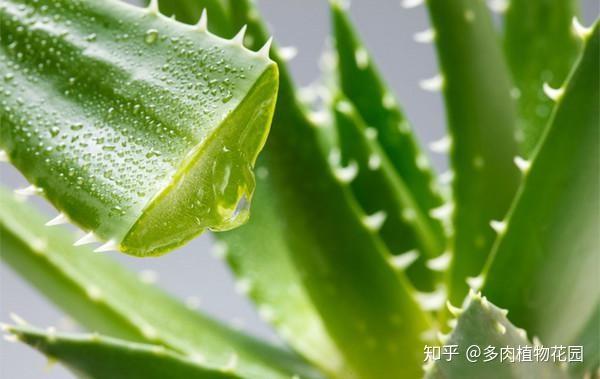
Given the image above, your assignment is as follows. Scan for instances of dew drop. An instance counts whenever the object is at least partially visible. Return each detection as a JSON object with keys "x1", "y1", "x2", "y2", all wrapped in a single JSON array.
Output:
[{"x1": 144, "y1": 29, "x2": 159, "y2": 44}]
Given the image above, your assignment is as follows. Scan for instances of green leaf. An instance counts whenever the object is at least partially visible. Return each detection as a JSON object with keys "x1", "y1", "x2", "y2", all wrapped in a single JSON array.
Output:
[
  {"x1": 219, "y1": 182, "x2": 349, "y2": 379},
  {"x1": 331, "y1": 96, "x2": 440, "y2": 292},
  {"x1": 425, "y1": 0, "x2": 521, "y2": 305},
  {"x1": 425, "y1": 292, "x2": 568, "y2": 379},
  {"x1": 481, "y1": 21, "x2": 599, "y2": 366},
  {"x1": 330, "y1": 2, "x2": 447, "y2": 263},
  {"x1": 217, "y1": 1, "x2": 433, "y2": 378},
  {"x1": 0, "y1": 187, "x2": 323, "y2": 379},
  {"x1": 0, "y1": 0, "x2": 278, "y2": 256},
  {"x1": 503, "y1": 0, "x2": 581, "y2": 156},
  {"x1": 3, "y1": 325, "x2": 244, "y2": 379}
]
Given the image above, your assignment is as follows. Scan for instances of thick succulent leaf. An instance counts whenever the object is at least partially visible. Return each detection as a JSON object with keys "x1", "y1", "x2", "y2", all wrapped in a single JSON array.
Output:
[
  {"x1": 332, "y1": 96, "x2": 439, "y2": 292},
  {"x1": 504, "y1": 0, "x2": 581, "y2": 156},
  {"x1": 0, "y1": 0, "x2": 278, "y2": 256},
  {"x1": 482, "y1": 21, "x2": 599, "y2": 369},
  {"x1": 217, "y1": 1, "x2": 433, "y2": 378},
  {"x1": 425, "y1": 0, "x2": 521, "y2": 305},
  {"x1": 3, "y1": 325, "x2": 244, "y2": 379},
  {"x1": 425, "y1": 292, "x2": 568, "y2": 379},
  {"x1": 0, "y1": 188, "x2": 323, "y2": 379},
  {"x1": 220, "y1": 183, "x2": 349, "y2": 378},
  {"x1": 330, "y1": 2, "x2": 447, "y2": 261}
]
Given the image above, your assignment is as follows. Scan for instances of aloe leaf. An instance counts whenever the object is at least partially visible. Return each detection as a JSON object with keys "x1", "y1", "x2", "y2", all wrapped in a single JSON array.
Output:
[
  {"x1": 214, "y1": 1, "x2": 434, "y2": 378},
  {"x1": 504, "y1": 0, "x2": 581, "y2": 156},
  {"x1": 0, "y1": 188, "x2": 323, "y2": 379},
  {"x1": 425, "y1": 0, "x2": 521, "y2": 305},
  {"x1": 331, "y1": 96, "x2": 439, "y2": 292},
  {"x1": 481, "y1": 21, "x2": 599, "y2": 367},
  {"x1": 3, "y1": 325, "x2": 244, "y2": 379},
  {"x1": 425, "y1": 292, "x2": 568, "y2": 379},
  {"x1": 330, "y1": 2, "x2": 447, "y2": 261},
  {"x1": 0, "y1": 0, "x2": 278, "y2": 256}
]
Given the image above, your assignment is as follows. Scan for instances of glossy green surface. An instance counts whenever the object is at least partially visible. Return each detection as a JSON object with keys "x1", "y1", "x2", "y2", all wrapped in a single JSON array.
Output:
[
  {"x1": 0, "y1": 188, "x2": 323, "y2": 379},
  {"x1": 504, "y1": 0, "x2": 581, "y2": 156},
  {"x1": 0, "y1": 0, "x2": 278, "y2": 256},
  {"x1": 331, "y1": 3, "x2": 447, "y2": 263},
  {"x1": 4, "y1": 325, "x2": 244, "y2": 379},
  {"x1": 426, "y1": 0, "x2": 521, "y2": 305},
  {"x1": 482, "y1": 23, "x2": 599, "y2": 373}
]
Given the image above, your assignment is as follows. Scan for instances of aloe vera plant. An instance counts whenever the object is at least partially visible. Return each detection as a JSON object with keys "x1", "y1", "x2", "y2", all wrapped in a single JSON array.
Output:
[{"x1": 1, "y1": 0, "x2": 598, "y2": 378}]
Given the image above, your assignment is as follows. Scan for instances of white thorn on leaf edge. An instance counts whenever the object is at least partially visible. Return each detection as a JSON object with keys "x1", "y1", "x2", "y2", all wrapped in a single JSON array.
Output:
[
  {"x1": 334, "y1": 161, "x2": 358, "y2": 183},
  {"x1": 94, "y1": 240, "x2": 119, "y2": 253},
  {"x1": 413, "y1": 29, "x2": 435, "y2": 43},
  {"x1": 419, "y1": 74, "x2": 444, "y2": 92},
  {"x1": 232, "y1": 25, "x2": 247, "y2": 45},
  {"x1": 542, "y1": 82, "x2": 564, "y2": 101},
  {"x1": 513, "y1": 156, "x2": 531, "y2": 173},
  {"x1": 390, "y1": 250, "x2": 419, "y2": 270},
  {"x1": 362, "y1": 210, "x2": 387, "y2": 231},
  {"x1": 223, "y1": 353, "x2": 239, "y2": 372},
  {"x1": 278, "y1": 46, "x2": 298, "y2": 61},
  {"x1": 429, "y1": 135, "x2": 451, "y2": 154},
  {"x1": 490, "y1": 219, "x2": 507, "y2": 234},
  {"x1": 487, "y1": 0, "x2": 508, "y2": 14},
  {"x1": 9, "y1": 313, "x2": 28, "y2": 326},
  {"x1": 196, "y1": 9, "x2": 208, "y2": 32},
  {"x1": 0, "y1": 150, "x2": 8, "y2": 162},
  {"x1": 572, "y1": 17, "x2": 593, "y2": 39},
  {"x1": 415, "y1": 287, "x2": 446, "y2": 311},
  {"x1": 466, "y1": 275, "x2": 484, "y2": 290},
  {"x1": 147, "y1": 0, "x2": 159, "y2": 13},
  {"x1": 257, "y1": 37, "x2": 273, "y2": 59},
  {"x1": 401, "y1": 0, "x2": 424, "y2": 9},
  {"x1": 14, "y1": 185, "x2": 42, "y2": 197},
  {"x1": 429, "y1": 202, "x2": 453, "y2": 221},
  {"x1": 74, "y1": 232, "x2": 100, "y2": 246},
  {"x1": 426, "y1": 251, "x2": 451, "y2": 271},
  {"x1": 446, "y1": 300, "x2": 463, "y2": 317},
  {"x1": 46, "y1": 213, "x2": 69, "y2": 226}
]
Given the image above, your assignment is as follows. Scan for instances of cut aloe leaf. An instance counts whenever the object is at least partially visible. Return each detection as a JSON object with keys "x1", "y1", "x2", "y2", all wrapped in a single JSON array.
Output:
[
  {"x1": 425, "y1": 292, "x2": 568, "y2": 379},
  {"x1": 330, "y1": 2, "x2": 447, "y2": 261},
  {"x1": 0, "y1": 0, "x2": 278, "y2": 256},
  {"x1": 482, "y1": 21, "x2": 599, "y2": 364},
  {"x1": 0, "y1": 188, "x2": 323, "y2": 379},
  {"x1": 3, "y1": 325, "x2": 244, "y2": 379},
  {"x1": 425, "y1": 0, "x2": 521, "y2": 305},
  {"x1": 504, "y1": 0, "x2": 581, "y2": 156}
]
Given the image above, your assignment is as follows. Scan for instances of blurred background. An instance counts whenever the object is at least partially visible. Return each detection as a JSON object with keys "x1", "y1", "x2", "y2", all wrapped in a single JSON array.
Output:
[{"x1": 1, "y1": 0, "x2": 597, "y2": 377}]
